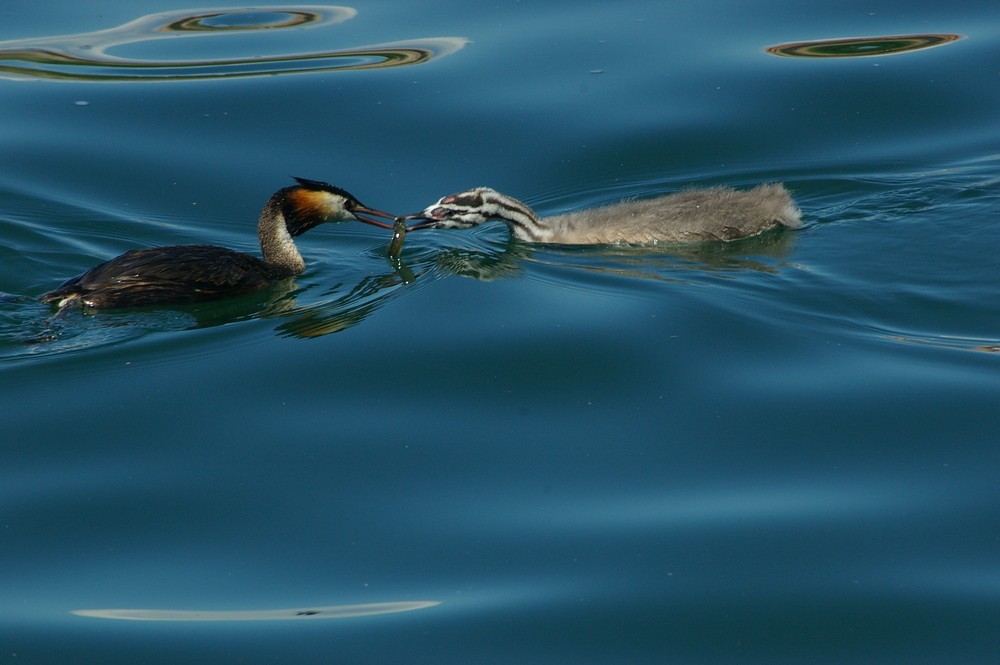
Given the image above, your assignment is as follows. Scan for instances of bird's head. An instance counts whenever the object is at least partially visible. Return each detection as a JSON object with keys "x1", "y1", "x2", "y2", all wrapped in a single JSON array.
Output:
[
  {"x1": 401, "y1": 188, "x2": 503, "y2": 231},
  {"x1": 281, "y1": 177, "x2": 395, "y2": 236}
]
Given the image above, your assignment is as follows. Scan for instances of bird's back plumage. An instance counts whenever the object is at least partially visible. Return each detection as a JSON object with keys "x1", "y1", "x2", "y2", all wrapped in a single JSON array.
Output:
[
  {"x1": 542, "y1": 184, "x2": 801, "y2": 244},
  {"x1": 40, "y1": 245, "x2": 283, "y2": 309}
]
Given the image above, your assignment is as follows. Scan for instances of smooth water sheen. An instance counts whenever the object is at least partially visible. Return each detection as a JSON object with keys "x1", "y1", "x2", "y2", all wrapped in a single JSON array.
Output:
[{"x1": 2, "y1": 1, "x2": 999, "y2": 663}]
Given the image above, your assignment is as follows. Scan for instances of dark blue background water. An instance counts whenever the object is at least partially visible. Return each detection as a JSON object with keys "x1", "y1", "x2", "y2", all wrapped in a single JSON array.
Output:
[{"x1": 2, "y1": 1, "x2": 999, "y2": 663}]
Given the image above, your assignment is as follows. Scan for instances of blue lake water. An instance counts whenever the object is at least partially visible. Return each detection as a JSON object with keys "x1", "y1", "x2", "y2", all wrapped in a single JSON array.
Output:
[{"x1": 2, "y1": 0, "x2": 999, "y2": 662}]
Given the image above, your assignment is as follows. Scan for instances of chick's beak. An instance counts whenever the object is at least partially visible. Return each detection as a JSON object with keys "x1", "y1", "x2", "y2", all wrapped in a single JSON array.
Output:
[
  {"x1": 399, "y1": 213, "x2": 437, "y2": 232},
  {"x1": 352, "y1": 205, "x2": 397, "y2": 230}
]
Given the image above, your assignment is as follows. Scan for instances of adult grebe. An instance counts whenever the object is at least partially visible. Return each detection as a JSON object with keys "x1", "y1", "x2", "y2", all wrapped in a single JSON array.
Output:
[
  {"x1": 40, "y1": 178, "x2": 396, "y2": 309},
  {"x1": 404, "y1": 184, "x2": 801, "y2": 244}
]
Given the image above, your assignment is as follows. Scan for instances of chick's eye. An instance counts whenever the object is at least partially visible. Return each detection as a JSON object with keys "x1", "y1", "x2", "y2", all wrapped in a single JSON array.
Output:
[{"x1": 432, "y1": 206, "x2": 455, "y2": 218}]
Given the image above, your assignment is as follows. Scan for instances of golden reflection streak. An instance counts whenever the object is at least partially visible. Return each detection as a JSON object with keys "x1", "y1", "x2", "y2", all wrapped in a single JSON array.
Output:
[
  {"x1": 161, "y1": 9, "x2": 329, "y2": 32},
  {"x1": 767, "y1": 34, "x2": 961, "y2": 58},
  {"x1": 886, "y1": 335, "x2": 1000, "y2": 354},
  {"x1": 0, "y1": 6, "x2": 467, "y2": 82},
  {"x1": 72, "y1": 600, "x2": 441, "y2": 621}
]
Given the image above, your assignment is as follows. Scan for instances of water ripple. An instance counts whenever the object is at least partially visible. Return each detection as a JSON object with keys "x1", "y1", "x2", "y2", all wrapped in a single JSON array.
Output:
[
  {"x1": 0, "y1": 6, "x2": 468, "y2": 82},
  {"x1": 72, "y1": 601, "x2": 440, "y2": 621},
  {"x1": 767, "y1": 34, "x2": 962, "y2": 59}
]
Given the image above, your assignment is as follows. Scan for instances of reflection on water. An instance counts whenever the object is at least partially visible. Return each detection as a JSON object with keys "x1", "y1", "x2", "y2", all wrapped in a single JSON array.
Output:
[
  {"x1": 72, "y1": 600, "x2": 440, "y2": 621},
  {"x1": 4, "y1": 230, "x2": 799, "y2": 359},
  {"x1": 274, "y1": 269, "x2": 414, "y2": 338},
  {"x1": 0, "y1": 5, "x2": 467, "y2": 81},
  {"x1": 767, "y1": 34, "x2": 962, "y2": 58},
  {"x1": 885, "y1": 333, "x2": 1000, "y2": 354},
  {"x1": 410, "y1": 226, "x2": 800, "y2": 284},
  {"x1": 160, "y1": 8, "x2": 336, "y2": 32},
  {"x1": 3, "y1": 262, "x2": 414, "y2": 355}
]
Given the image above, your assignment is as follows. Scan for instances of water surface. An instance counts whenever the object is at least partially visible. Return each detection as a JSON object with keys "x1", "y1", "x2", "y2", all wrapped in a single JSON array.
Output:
[{"x1": 2, "y1": 1, "x2": 999, "y2": 663}]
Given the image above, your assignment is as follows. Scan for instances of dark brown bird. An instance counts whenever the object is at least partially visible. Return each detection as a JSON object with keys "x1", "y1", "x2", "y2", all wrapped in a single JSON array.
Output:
[{"x1": 40, "y1": 178, "x2": 395, "y2": 309}]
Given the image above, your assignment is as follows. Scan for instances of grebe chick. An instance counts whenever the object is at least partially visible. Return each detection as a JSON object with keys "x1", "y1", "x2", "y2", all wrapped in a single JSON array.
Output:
[
  {"x1": 41, "y1": 178, "x2": 396, "y2": 309},
  {"x1": 405, "y1": 184, "x2": 801, "y2": 244}
]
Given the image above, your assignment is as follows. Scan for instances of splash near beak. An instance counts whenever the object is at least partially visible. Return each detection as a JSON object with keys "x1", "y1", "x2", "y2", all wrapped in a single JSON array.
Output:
[{"x1": 353, "y1": 205, "x2": 397, "y2": 230}]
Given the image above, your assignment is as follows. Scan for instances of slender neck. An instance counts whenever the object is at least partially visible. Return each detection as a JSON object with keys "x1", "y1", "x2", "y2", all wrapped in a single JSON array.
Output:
[
  {"x1": 481, "y1": 192, "x2": 551, "y2": 242},
  {"x1": 257, "y1": 197, "x2": 306, "y2": 275}
]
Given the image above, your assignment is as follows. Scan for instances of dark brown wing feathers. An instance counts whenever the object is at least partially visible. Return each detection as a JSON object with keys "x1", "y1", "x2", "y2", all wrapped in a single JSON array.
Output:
[{"x1": 40, "y1": 245, "x2": 284, "y2": 308}]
